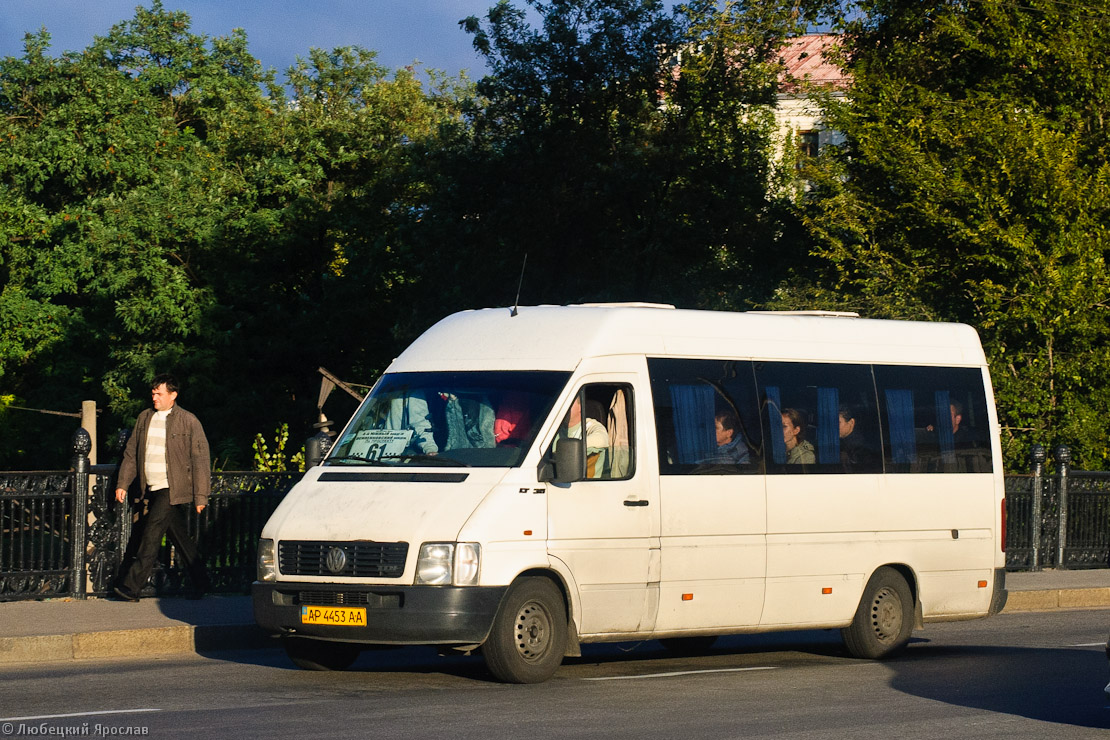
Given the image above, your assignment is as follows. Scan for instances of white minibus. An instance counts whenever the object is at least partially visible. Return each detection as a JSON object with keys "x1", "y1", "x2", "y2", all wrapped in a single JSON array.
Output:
[{"x1": 253, "y1": 304, "x2": 1007, "y2": 683}]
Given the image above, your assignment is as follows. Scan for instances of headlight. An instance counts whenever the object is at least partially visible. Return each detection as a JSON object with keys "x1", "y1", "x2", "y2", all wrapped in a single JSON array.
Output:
[
  {"x1": 415, "y1": 542, "x2": 481, "y2": 586},
  {"x1": 454, "y1": 542, "x2": 481, "y2": 586},
  {"x1": 257, "y1": 538, "x2": 276, "y2": 582}
]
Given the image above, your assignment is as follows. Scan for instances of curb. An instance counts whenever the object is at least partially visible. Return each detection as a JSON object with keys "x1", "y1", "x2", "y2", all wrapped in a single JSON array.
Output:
[
  {"x1": 2, "y1": 588, "x2": 1107, "y2": 666},
  {"x1": 1003, "y1": 587, "x2": 1110, "y2": 612},
  {"x1": 0, "y1": 624, "x2": 271, "y2": 665}
]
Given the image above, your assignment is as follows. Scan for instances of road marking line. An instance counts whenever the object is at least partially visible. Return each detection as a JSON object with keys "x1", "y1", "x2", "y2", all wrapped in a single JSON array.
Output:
[
  {"x1": 585, "y1": 666, "x2": 777, "y2": 681},
  {"x1": 0, "y1": 709, "x2": 161, "y2": 722},
  {"x1": 1069, "y1": 642, "x2": 1106, "y2": 647}
]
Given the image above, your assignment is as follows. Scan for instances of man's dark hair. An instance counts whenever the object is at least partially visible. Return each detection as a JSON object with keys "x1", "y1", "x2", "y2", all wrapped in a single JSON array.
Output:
[
  {"x1": 150, "y1": 374, "x2": 180, "y2": 394},
  {"x1": 715, "y1": 410, "x2": 739, "y2": 433}
]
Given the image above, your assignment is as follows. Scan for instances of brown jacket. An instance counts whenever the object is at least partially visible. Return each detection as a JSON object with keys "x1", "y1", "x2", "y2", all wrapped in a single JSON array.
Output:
[{"x1": 117, "y1": 404, "x2": 211, "y2": 507}]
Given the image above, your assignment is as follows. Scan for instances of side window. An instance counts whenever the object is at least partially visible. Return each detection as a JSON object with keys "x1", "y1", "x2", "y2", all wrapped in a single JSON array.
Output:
[
  {"x1": 647, "y1": 358, "x2": 763, "y2": 475},
  {"x1": 874, "y1": 365, "x2": 992, "y2": 473},
  {"x1": 754, "y1": 362, "x2": 881, "y2": 474},
  {"x1": 552, "y1": 383, "x2": 635, "y2": 480}
]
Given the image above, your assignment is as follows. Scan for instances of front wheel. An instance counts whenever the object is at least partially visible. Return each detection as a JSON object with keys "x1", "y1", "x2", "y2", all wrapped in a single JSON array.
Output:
[
  {"x1": 842, "y1": 567, "x2": 914, "y2": 659},
  {"x1": 483, "y1": 577, "x2": 567, "y2": 684},
  {"x1": 283, "y1": 636, "x2": 360, "y2": 671}
]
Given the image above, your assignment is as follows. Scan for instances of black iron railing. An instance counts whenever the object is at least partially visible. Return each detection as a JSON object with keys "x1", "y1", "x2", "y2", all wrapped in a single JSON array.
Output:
[
  {"x1": 1004, "y1": 446, "x2": 1110, "y2": 570},
  {"x1": 2, "y1": 434, "x2": 1109, "y2": 601},
  {"x1": 0, "y1": 471, "x2": 78, "y2": 599},
  {"x1": 1, "y1": 430, "x2": 302, "y2": 601},
  {"x1": 141, "y1": 472, "x2": 300, "y2": 597}
]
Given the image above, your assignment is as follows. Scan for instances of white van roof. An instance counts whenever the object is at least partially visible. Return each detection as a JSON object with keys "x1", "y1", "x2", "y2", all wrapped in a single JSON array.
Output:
[{"x1": 388, "y1": 305, "x2": 986, "y2": 373}]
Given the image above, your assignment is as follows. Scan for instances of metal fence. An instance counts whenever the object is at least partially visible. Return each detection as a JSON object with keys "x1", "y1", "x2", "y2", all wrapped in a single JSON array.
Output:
[
  {"x1": 1005, "y1": 446, "x2": 1110, "y2": 570},
  {"x1": 0, "y1": 470, "x2": 78, "y2": 599},
  {"x1": 1, "y1": 430, "x2": 301, "y2": 601},
  {"x1": 2, "y1": 434, "x2": 1109, "y2": 601}
]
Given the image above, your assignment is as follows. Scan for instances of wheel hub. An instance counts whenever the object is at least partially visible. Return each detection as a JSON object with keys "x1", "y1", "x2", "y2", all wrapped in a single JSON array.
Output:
[
  {"x1": 871, "y1": 586, "x2": 903, "y2": 642},
  {"x1": 516, "y1": 602, "x2": 551, "y2": 660}
]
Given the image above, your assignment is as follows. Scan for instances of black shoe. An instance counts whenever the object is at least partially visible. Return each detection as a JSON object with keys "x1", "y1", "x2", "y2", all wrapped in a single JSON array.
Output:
[{"x1": 112, "y1": 586, "x2": 139, "y2": 602}]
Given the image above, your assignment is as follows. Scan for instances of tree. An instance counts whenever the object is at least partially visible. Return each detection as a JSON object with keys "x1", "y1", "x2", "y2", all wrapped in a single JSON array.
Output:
[
  {"x1": 0, "y1": 2, "x2": 259, "y2": 463},
  {"x1": 795, "y1": 0, "x2": 1110, "y2": 468},
  {"x1": 402, "y1": 0, "x2": 834, "y2": 329},
  {"x1": 0, "y1": 2, "x2": 465, "y2": 466}
]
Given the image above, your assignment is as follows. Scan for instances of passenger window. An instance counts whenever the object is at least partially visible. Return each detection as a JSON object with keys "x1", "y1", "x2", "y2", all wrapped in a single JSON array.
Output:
[
  {"x1": 551, "y1": 384, "x2": 635, "y2": 480},
  {"x1": 874, "y1": 365, "x2": 992, "y2": 473},
  {"x1": 647, "y1": 358, "x2": 763, "y2": 475},
  {"x1": 754, "y1": 362, "x2": 881, "y2": 474}
]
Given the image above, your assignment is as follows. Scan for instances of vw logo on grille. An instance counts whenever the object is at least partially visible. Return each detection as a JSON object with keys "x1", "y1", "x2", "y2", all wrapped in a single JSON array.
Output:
[{"x1": 325, "y1": 546, "x2": 348, "y2": 574}]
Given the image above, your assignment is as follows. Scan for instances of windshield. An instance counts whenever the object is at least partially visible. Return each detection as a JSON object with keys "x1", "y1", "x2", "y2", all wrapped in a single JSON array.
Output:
[{"x1": 327, "y1": 371, "x2": 570, "y2": 468}]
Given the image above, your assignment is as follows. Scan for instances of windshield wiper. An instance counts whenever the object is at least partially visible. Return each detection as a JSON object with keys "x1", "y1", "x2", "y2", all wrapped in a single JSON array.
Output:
[
  {"x1": 382, "y1": 454, "x2": 471, "y2": 467},
  {"x1": 324, "y1": 455, "x2": 390, "y2": 466}
]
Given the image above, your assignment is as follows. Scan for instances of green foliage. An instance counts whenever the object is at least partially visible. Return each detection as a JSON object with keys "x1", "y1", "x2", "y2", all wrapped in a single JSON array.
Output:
[
  {"x1": 405, "y1": 0, "x2": 830, "y2": 324},
  {"x1": 796, "y1": 0, "x2": 1110, "y2": 469},
  {"x1": 10, "y1": 0, "x2": 1100, "y2": 475},
  {"x1": 252, "y1": 423, "x2": 306, "y2": 472},
  {"x1": 0, "y1": 1, "x2": 465, "y2": 467}
]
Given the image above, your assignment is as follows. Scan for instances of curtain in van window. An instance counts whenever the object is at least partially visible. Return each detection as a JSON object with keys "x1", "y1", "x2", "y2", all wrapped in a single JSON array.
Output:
[
  {"x1": 884, "y1": 390, "x2": 916, "y2": 464},
  {"x1": 764, "y1": 386, "x2": 787, "y2": 464},
  {"x1": 669, "y1": 384, "x2": 715, "y2": 464},
  {"x1": 935, "y1": 390, "x2": 956, "y2": 463},
  {"x1": 608, "y1": 389, "x2": 632, "y2": 478},
  {"x1": 817, "y1": 387, "x2": 840, "y2": 464}
]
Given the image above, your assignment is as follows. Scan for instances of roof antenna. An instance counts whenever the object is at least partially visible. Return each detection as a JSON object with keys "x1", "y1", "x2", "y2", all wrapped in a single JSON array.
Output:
[{"x1": 510, "y1": 253, "x2": 528, "y2": 317}]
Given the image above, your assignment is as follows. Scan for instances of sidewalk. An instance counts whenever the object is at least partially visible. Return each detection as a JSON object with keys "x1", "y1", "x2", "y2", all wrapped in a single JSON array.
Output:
[
  {"x1": 0, "y1": 593, "x2": 269, "y2": 665},
  {"x1": 0, "y1": 569, "x2": 1107, "y2": 666}
]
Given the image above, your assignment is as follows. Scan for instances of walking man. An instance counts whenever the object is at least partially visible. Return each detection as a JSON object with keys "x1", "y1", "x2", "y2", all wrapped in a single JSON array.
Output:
[{"x1": 113, "y1": 374, "x2": 212, "y2": 601}]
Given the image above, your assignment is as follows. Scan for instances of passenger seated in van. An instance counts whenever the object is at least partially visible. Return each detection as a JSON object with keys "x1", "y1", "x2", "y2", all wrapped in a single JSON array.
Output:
[
  {"x1": 494, "y1": 391, "x2": 531, "y2": 446},
  {"x1": 927, "y1": 399, "x2": 981, "y2": 448},
  {"x1": 442, "y1": 393, "x2": 495, "y2": 449},
  {"x1": 782, "y1": 408, "x2": 815, "y2": 465},
  {"x1": 838, "y1": 404, "x2": 879, "y2": 472},
  {"x1": 379, "y1": 392, "x2": 438, "y2": 456},
  {"x1": 699, "y1": 411, "x2": 750, "y2": 465}
]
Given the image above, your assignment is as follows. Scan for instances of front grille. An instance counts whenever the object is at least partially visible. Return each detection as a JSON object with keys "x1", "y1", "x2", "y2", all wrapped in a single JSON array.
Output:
[
  {"x1": 279, "y1": 540, "x2": 408, "y2": 578},
  {"x1": 297, "y1": 590, "x2": 402, "y2": 608}
]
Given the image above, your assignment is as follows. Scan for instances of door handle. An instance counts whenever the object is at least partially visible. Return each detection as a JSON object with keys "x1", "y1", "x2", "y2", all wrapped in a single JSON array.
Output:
[{"x1": 623, "y1": 499, "x2": 649, "y2": 507}]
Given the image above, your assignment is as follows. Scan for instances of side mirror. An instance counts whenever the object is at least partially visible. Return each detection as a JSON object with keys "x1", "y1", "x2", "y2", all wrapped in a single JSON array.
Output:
[{"x1": 539, "y1": 437, "x2": 584, "y2": 484}]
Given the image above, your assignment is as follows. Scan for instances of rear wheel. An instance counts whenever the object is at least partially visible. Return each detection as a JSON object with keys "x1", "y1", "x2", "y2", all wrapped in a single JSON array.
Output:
[
  {"x1": 283, "y1": 636, "x2": 360, "y2": 671},
  {"x1": 483, "y1": 577, "x2": 567, "y2": 684},
  {"x1": 842, "y1": 567, "x2": 914, "y2": 659}
]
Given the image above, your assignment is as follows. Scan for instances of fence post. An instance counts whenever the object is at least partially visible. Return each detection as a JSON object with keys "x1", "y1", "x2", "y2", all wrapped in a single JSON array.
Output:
[
  {"x1": 71, "y1": 428, "x2": 91, "y2": 600},
  {"x1": 1030, "y1": 444, "x2": 1045, "y2": 571},
  {"x1": 1054, "y1": 445, "x2": 1071, "y2": 569}
]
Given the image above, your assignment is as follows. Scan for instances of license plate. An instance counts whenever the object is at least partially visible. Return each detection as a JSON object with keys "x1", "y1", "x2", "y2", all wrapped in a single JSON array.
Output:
[{"x1": 300, "y1": 605, "x2": 367, "y2": 626}]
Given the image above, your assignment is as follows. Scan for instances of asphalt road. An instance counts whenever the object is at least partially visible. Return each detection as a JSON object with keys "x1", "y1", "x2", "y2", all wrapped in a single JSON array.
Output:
[{"x1": 2, "y1": 609, "x2": 1107, "y2": 739}]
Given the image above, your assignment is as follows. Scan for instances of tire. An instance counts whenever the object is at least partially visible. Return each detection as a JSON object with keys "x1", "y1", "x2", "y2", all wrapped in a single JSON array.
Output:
[
  {"x1": 658, "y1": 636, "x2": 717, "y2": 655},
  {"x1": 283, "y1": 636, "x2": 360, "y2": 671},
  {"x1": 842, "y1": 567, "x2": 914, "y2": 659},
  {"x1": 482, "y1": 577, "x2": 567, "y2": 684}
]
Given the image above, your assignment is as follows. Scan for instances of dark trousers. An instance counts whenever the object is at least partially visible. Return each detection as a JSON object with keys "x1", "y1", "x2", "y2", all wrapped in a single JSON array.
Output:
[{"x1": 121, "y1": 489, "x2": 209, "y2": 594}]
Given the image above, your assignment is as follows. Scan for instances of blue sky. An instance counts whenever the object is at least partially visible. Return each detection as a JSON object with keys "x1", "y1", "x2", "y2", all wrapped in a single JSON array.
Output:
[{"x1": 0, "y1": 1, "x2": 500, "y2": 80}]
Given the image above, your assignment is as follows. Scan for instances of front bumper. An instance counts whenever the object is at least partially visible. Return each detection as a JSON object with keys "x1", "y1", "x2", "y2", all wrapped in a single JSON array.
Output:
[{"x1": 252, "y1": 581, "x2": 507, "y2": 645}]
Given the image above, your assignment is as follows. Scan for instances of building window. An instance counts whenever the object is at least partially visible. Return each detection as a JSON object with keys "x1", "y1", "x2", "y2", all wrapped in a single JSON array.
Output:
[{"x1": 797, "y1": 130, "x2": 820, "y2": 161}]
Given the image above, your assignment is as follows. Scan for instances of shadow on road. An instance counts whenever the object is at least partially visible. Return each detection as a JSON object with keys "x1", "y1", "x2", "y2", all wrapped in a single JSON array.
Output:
[
  {"x1": 198, "y1": 626, "x2": 1110, "y2": 730},
  {"x1": 886, "y1": 641, "x2": 1108, "y2": 730}
]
